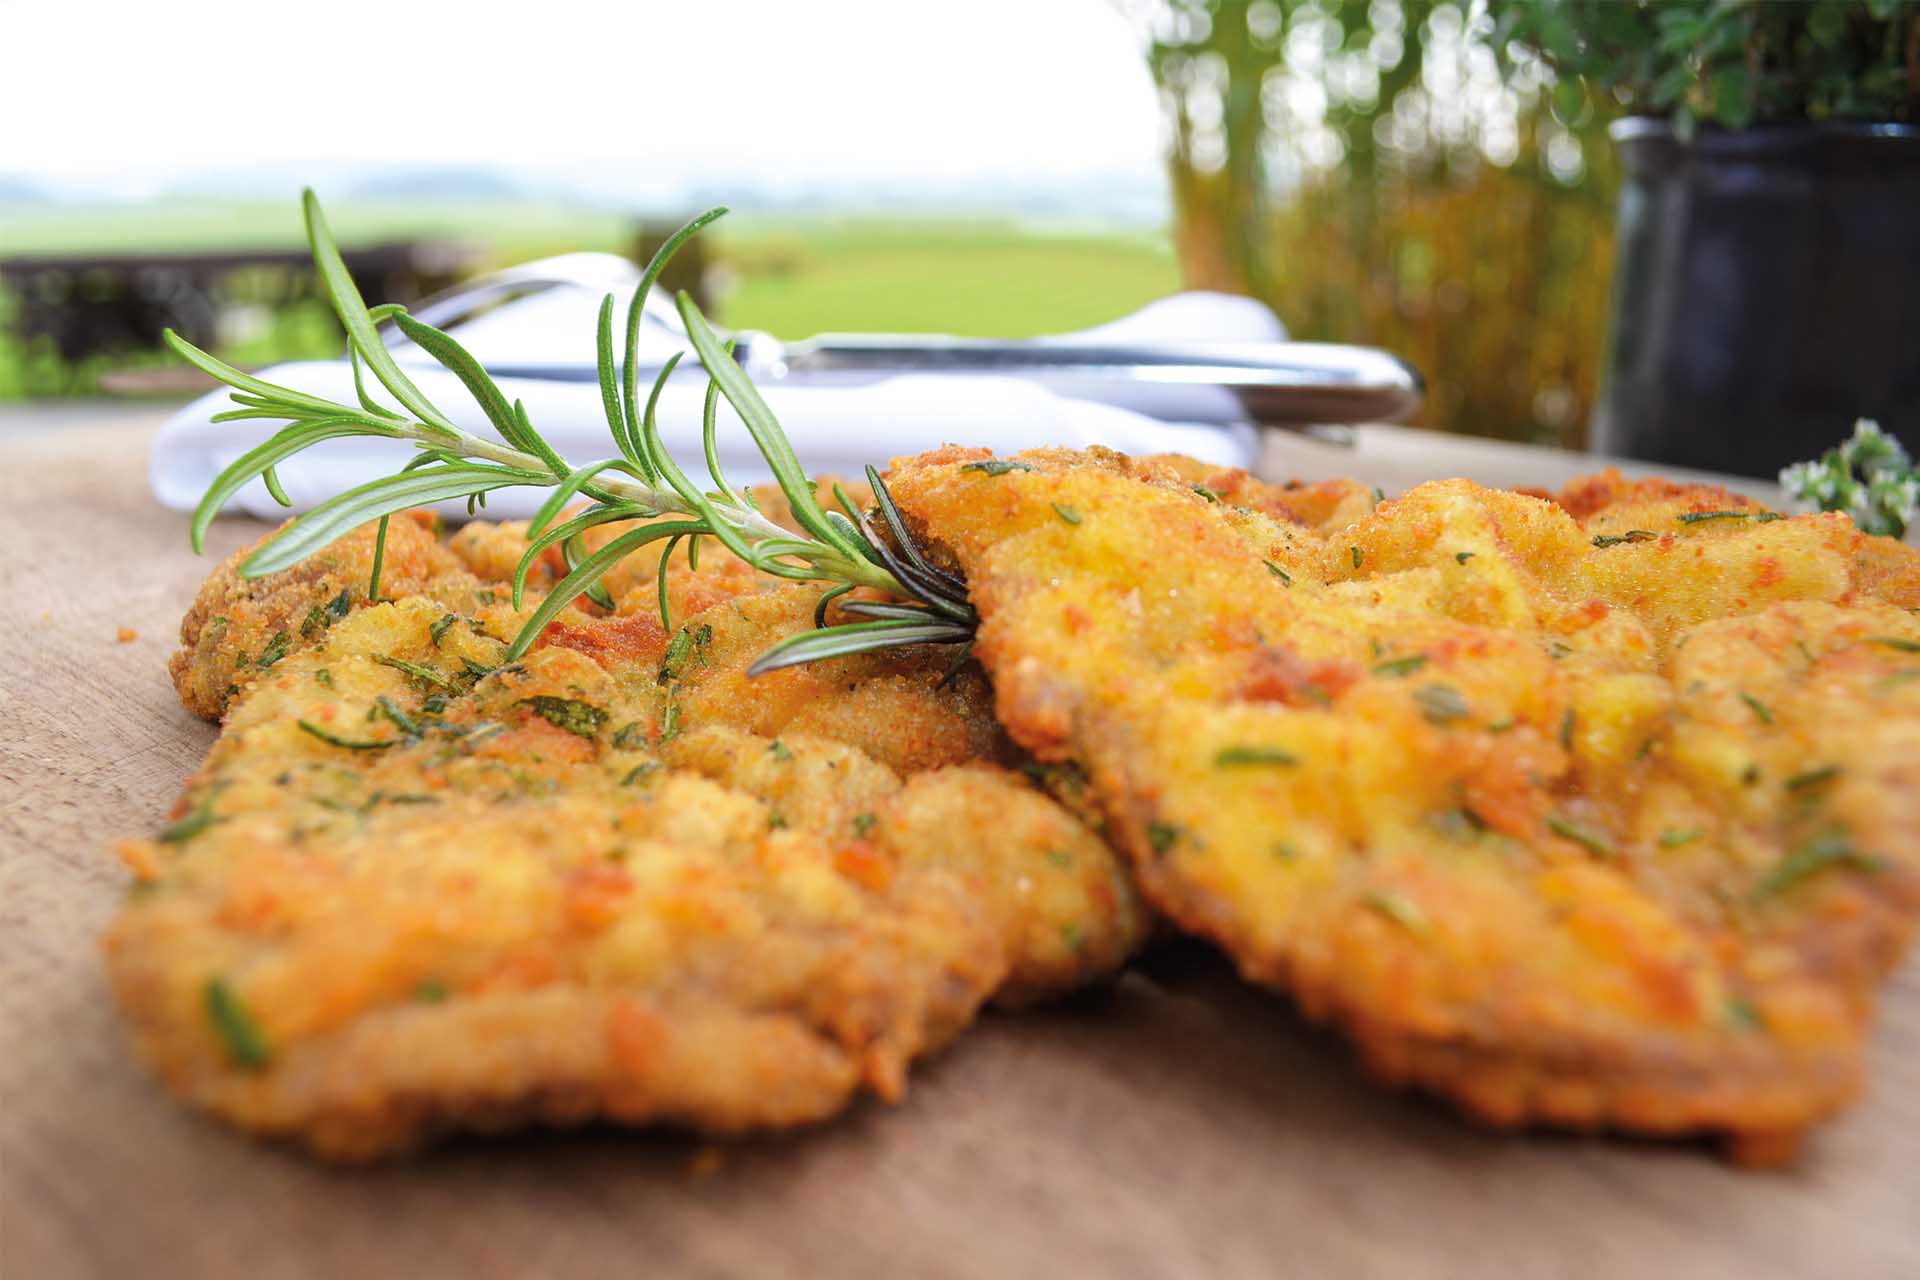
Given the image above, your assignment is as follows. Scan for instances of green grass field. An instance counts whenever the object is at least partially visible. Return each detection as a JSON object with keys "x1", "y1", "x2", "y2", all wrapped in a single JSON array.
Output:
[
  {"x1": 715, "y1": 218, "x2": 1181, "y2": 339},
  {"x1": 0, "y1": 201, "x2": 1182, "y2": 397}
]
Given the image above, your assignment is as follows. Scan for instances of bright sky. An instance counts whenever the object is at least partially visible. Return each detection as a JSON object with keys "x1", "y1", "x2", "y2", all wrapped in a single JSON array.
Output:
[{"x1": 2, "y1": 0, "x2": 1166, "y2": 199}]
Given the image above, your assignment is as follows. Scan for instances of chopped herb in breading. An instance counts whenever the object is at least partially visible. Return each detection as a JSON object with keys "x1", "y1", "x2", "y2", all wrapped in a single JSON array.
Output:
[
  {"x1": 1413, "y1": 683, "x2": 1470, "y2": 724},
  {"x1": 519, "y1": 696, "x2": 608, "y2": 739},
  {"x1": 297, "y1": 720, "x2": 401, "y2": 750},
  {"x1": 157, "y1": 788, "x2": 226, "y2": 844},
  {"x1": 1214, "y1": 746, "x2": 1301, "y2": 768},
  {"x1": 1751, "y1": 829, "x2": 1885, "y2": 901},
  {"x1": 255, "y1": 630, "x2": 291, "y2": 669},
  {"x1": 204, "y1": 978, "x2": 271, "y2": 1070},
  {"x1": 1547, "y1": 814, "x2": 1616, "y2": 858},
  {"x1": 1786, "y1": 765, "x2": 1840, "y2": 792},
  {"x1": 373, "y1": 654, "x2": 454, "y2": 689}
]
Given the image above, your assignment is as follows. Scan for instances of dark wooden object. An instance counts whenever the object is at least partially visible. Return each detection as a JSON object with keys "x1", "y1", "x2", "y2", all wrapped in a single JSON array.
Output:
[
  {"x1": 0, "y1": 242, "x2": 481, "y2": 364},
  {"x1": 631, "y1": 221, "x2": 715, "y2": 315}
]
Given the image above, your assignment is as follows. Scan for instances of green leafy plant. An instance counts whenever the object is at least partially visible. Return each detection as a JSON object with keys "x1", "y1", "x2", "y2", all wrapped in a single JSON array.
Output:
[
  {"x1": 1780, "y1": 419, "x2": 1918, "y2": 538},
  {"x1": 170, "y1": 191, "x2": 976, "y2": 675},
  {"x1": 1128, "y1": 0, "x2": 1622, "y2": 446},
  {"x1": 1497, "y1": 0, "x2": 1920, "y2": 133}
]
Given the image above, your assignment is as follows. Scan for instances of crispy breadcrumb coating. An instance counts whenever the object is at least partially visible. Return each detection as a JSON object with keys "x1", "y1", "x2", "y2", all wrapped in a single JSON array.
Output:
[
  {"x1": 887, "y1": 445, "x2": 1920, "y2": 1162},
  {"x1": 116, "y1": 502, "x2": 1144, "y2": 1159},
  {"x1": 1146, "y1": 454, "x2": 1381, "y2": 534}
]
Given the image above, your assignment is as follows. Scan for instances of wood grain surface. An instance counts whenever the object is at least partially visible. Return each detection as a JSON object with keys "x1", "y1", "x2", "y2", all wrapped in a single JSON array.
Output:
[{"x1": 3, "y1": 410, "x2": 1915, "y2": 1280}]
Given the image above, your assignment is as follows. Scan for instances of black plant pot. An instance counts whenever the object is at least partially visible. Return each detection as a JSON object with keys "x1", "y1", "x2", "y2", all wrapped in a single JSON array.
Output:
[{"x1": 1593, "y1": 118, "x2": 1920, "y2": 479}]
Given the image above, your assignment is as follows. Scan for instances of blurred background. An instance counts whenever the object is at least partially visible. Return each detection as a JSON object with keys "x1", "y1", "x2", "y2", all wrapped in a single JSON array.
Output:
[{"x1": 0, "y1": 0, "x2": 1614, "y2": 445}]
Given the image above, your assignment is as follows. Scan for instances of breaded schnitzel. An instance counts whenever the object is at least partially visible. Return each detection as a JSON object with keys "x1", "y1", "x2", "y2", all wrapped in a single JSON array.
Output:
[
  {"x1": 110, "y1": 513, "x2": 1145, "y2": 1159},
  {"x1": 886, "y1": 446, "x2": 1920, "y2": 1161}
]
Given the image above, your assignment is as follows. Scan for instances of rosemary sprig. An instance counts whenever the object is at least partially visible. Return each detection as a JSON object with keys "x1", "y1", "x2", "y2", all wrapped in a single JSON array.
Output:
[{"x1": 169, "y1": 191, "x2": 974, "y2": 673}]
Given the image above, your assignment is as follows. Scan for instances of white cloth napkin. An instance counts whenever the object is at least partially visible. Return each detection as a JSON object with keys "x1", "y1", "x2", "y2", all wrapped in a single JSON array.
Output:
[{"x1": 150, "y1": 291, "x2": 1273, "y2": 521}]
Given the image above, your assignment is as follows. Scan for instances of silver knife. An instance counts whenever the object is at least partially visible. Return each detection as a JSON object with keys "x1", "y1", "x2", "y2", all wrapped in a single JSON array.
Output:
[{"x1": 384, "y1": 253, "x2": 1424, "y2": 428}]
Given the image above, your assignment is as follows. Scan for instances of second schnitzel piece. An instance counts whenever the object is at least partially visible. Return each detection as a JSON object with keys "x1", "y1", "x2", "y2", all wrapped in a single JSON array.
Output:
[{"x1": 886, "y1": 446, "x2": 1920, "y2": 1161}]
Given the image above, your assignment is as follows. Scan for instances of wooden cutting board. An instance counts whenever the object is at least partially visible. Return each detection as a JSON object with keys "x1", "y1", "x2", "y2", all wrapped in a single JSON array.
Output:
[{"x1": 4, "y1": 409, "x2": 1915, "y2": 1280}]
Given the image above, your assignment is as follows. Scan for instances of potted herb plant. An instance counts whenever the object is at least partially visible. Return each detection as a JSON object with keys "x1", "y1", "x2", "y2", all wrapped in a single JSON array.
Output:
[{"x1": 1499, "y1": 0, "x2": 1919, "y2": 477}]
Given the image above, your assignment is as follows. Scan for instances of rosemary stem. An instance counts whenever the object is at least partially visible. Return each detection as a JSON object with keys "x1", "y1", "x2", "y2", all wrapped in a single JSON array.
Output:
[
  {"x1": 404, "y1": 421, "x2": 904, "y2": 595},
  {"x1": 188, "y1": 193, "x2": 956, "y2": 673}
]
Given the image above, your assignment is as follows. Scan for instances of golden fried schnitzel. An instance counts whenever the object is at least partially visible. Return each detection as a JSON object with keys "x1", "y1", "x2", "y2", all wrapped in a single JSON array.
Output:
[
  {"x1": 886, "y1": 446, "x2": 1920, "y2": 1162},
  {"x1": 110, "y1": 511, "x2": 1145, "y2": 1159}
]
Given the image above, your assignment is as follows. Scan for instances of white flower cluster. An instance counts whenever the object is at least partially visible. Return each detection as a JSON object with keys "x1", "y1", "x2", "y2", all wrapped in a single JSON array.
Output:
[{"x1": 1779, "y1": 419, "x2": 1918, "y2": 540}]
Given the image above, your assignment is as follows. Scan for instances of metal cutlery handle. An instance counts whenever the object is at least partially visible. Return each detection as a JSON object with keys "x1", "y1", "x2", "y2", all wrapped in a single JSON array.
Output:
[{"x1": 758, "y1": 334, "x2": 1424, "y2": 426}]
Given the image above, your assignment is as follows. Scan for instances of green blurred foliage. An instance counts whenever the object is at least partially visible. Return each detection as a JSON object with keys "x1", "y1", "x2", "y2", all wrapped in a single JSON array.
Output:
[
  {"x1": 1128, "y1": 0, "x2": 1917, "y2": 444},
  {"x1": 1498, "y1": 0, "x2": 1919, "y2": 133},
  {"x1": 1128, "y1": 0, "x2": 1621, "y2": 444},
  {"x1": 0, "y1": 210, "x2": 1181, "y2": 400}
]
